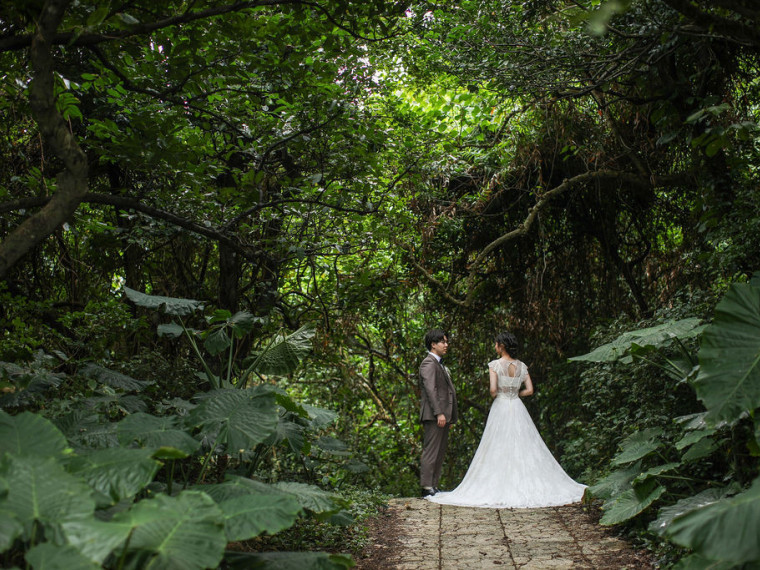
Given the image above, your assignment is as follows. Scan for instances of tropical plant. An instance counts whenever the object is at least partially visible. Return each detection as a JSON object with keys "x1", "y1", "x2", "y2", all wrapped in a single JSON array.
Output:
[
  {"x1": 575, "y1": 275, "x2": 760, "y2": 568},
  {"x1": 0, "y1": 289, "x2": 358, "y2": 569}
]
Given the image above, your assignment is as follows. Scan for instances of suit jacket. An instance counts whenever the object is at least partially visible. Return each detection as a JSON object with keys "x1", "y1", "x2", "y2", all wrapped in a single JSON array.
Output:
[{"x1": 419, "y1": 353, "x2": 458, "y2": 424}]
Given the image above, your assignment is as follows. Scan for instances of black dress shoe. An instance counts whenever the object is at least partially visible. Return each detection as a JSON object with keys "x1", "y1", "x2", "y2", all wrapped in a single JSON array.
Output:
[{"x1": 421, "y1": 487, "x2": 436, "y2": 497}]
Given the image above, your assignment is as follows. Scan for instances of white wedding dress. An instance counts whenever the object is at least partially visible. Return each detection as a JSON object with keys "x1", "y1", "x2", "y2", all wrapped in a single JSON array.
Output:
[{"x1": 428, "y1": 359, "x2": 586, "y2": 508}]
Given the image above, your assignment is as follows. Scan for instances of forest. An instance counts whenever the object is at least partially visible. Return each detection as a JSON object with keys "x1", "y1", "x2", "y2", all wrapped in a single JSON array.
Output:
[{"x1": 1, "y1": 0, "x2": 759, "y2": 568}]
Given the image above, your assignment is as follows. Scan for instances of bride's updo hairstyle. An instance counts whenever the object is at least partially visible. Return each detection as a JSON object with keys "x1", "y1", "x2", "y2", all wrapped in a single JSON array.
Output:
[{"x1": 495, "y1": 331, "x2": 519, "y2": 358}]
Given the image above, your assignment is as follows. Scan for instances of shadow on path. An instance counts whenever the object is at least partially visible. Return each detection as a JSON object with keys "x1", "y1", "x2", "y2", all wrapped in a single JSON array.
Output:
[{"x1": 359, "y1": 498, "x2": 655, "y2": 569}]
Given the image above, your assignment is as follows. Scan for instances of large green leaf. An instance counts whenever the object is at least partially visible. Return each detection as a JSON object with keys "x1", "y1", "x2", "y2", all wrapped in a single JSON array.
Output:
[
  {"x1": 115, "y1": 491, "x2": 226, "y2": 570},
  {"x1": 588, "y1": 461, "x2": 643, "y2": 500},
  {"x1": 270, "y1": 413, "x2": 308, "y2": 454},
  {"x1": 611, "y1": 428, "x2": 664, "y2": 465},
  {"x1": 671, "y1": 553, "x2": 739, "y2": 570},
  {"x1": 667, "y1": 476, "x2": 760, "y2": 563},
  {"x1": 218, "y1": 494, "x2": 302, "y2": 541},
  {"x1": 202, "y1": 476, "x2": 286, "y2": 502},
  {"x1": 633, "y1": 462, "x2": 681, "y2": 484},
  {"x1": 0, "y1": 411, "x2": 69, "y2": 458},
  {"x1": 117, "y1": 412, "x2": 200, "y2": 456},
  {"x1": 224, "y1": 551, "x2": 355, "y2": 569},
  {"x1": 649, "y1": 487, "x2": 734, "y2": 536},
  {"x1": 80, "y1": 364, "x2": 153, "y2": 392},
  {"x1": 62, "y1": 517, "x2": 133, "y2": 565},
  {"x1": 1, "y1": 455, "x2": 95, "y2": 529},
  {"x1": 569, "y1": 318, "x2": 704, "y2": 363},
  {"x1": 188, "y1": 389, "x2": 278, "y2": 452},
  {"x1": 272, "y1": 481, "x2": 343, "y2": 515},
  {"x1": 25, "y1": 543, "x2": 101, "y2": 570},
  {"x1": 694, "y1": 280, "x2": 760, "y2": 425},
  {"x1": 0, "y1": 509, "x2": 22, "y2": 552},
  {"x1": 248, "y1": 324, "x2": 316, "y2": 376},
  {"x1": 600, "y1": 480, "x2": 666, "y2": 525},
  {"x1": 66, "y1": 448, "x2": 160, "y2": 504},
  {"x1": 123, "y1": 287, "x2": 205, "y2": 316},
  {"x1": 302, "y1": 403, "x2": 338, "y2": 429}
]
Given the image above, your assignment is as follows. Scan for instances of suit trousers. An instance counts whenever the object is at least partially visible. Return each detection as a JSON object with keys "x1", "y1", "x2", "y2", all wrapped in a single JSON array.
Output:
[{"x1": 420, "y1": 420, "x2": 449, "y2": 488}]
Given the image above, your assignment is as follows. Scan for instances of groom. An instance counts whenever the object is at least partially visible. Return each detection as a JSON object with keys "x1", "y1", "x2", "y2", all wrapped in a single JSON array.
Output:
[{"x1": 419, "y1": 329, "x2": 458, "y2": 497}]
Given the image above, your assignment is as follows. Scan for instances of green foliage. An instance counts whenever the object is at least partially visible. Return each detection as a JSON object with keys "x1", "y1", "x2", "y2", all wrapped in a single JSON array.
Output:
[
  {"x1": 575, "y1": 277, "x2": 760, "y2": 567},
  {"x1": 694, "y1": 281, "x2": 760, "y2": 425},
  {"x1": 0, "y1": 292, "x2": 360, "y2": 569}
]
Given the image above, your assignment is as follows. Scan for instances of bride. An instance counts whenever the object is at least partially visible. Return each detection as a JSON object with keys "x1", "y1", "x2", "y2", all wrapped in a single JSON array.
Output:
[{"x1": 427, "y1": 332, "x2": 586, "y2": 508}]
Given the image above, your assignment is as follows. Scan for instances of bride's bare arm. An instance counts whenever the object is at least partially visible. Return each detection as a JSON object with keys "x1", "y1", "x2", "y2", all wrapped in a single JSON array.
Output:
[
  {"x1": 519, "y1": 373, "x2": 534, "y2": 397},
  {"x1": 489, "y1": 368, "x2": 499, "y2": 398}
]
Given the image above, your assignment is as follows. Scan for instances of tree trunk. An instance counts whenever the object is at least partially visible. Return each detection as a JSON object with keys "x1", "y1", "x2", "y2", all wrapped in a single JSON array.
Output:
[{"x1": 0, "y1": 0, "x2": 89, "y2": 280}]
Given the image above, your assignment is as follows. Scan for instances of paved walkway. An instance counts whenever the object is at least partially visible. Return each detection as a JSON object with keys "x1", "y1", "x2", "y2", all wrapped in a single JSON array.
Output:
[{"x1": 360, "y1": 498, "x2": 652, "y2": 569}]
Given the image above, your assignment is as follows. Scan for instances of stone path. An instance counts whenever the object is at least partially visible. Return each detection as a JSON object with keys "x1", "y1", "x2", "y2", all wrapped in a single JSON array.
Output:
[{"x1": 359, "y1": 498, "x2": 654, "y2": 569}]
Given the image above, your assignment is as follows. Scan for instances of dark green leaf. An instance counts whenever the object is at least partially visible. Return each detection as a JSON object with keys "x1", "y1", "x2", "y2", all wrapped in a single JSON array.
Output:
[
  {"x1": 667, "y1": 477, "x2": 760, "y2": 563},
  {"x1": 694, "y1": 281, "x2": 760, "y2": 426},
  {"x1": 124, "y1": 287, "x2": 204, "y2": 316},
  {"x1": 0, "y1": 411, "x2": 69, "y2": 458}
]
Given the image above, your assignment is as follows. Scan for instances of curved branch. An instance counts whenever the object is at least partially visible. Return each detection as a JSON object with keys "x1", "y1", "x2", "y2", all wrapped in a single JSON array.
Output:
[
  {"x1": 1, "y1": 193, "x2": 261, "y2": 262},
  {"x1": 0, "y1": 0, "x2": 399, "y2": 53},
  {"x1": 405, "y1": 170, "x2": 693, "y2": 308}
]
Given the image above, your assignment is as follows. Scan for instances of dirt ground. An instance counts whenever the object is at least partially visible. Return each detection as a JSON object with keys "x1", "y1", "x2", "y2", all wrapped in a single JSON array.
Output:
[{"x1": 356, "y1": 498, "x2": 656, "y2": 569}]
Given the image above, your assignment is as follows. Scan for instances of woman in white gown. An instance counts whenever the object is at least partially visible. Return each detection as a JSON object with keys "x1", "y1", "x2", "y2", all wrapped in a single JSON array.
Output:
[{"x1": 428, "y1": 332, "x2": 586, "y2": 508}]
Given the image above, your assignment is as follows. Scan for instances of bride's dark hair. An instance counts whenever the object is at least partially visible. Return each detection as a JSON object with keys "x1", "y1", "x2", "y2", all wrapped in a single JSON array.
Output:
[{"x1": 495, "y1": 332, "x2": 518, "y2": 357}]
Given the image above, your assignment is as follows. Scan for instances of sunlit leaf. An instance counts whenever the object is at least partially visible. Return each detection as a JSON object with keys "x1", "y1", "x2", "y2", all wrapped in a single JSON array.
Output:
[{"x1": 600, "y1": 480, "x2": 666, "y2": 525}]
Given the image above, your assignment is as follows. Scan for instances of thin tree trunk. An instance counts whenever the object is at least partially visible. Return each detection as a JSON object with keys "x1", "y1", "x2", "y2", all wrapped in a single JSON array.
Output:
[{"x1": 0, "y1": 0, "x2": 89, "y2": 280}]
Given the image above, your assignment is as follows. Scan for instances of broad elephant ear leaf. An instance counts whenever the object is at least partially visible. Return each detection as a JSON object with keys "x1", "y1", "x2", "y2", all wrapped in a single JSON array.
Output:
[
  {"x1": 649, "y1": 486, "x2": 734, "y2": 536},
  {"x1": 600, "y1": 480, "x2": 666, "y2": 525},
  {"x1": 611, "y1": 428, "x2": 665, "y2": 465},
  {"x1": 1, "y1": 455, "x2": 95, "y2": 531},
  {"x1": 0, "y1": 509, "x2": 23, "y2": 552},
  {"x1": 694, "y1": 280, "x2": 760, "y2": 426},
  {"x1": 0, "y1": 411, "x2": 69, "y2": 458},
  {"x1": 217, "y1": 494, "x2": 302, "y2": 541},
  {"x1": 25, "y1": 542, "x2": 101, "y2": 570},
  {"x1": 66, "y1": 448, "x2": 161, "y2": 505},
  {"x1": 80, "y1": 364, "x2": 153, "y2": 392},
  {"x1": 247, "y1": 324, "x2": 316, "y2": 376},
  {"x1": 666, "y1": 476, "x2": 760, "y2": 564},
  {"x1": 223, "y1": 551, "x2": 354, "y2": 570},
  {"x1": 114, "y1": 491, "x2": 226, "y2": 570},
  {"x1": 569, "y1": 318, "x2": 704, "y2": 363},
  {"x1": 124, "y1": 287, "x2": 205, "y2": 316},
  {"x1": 188, "y1": 389, "x2": 278, "y2": 452},
  {"x1": 117, "y1": 412, "x2": 200, "y2": 456}
]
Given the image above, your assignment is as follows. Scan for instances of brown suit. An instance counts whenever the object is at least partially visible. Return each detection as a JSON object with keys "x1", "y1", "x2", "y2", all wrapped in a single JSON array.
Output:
[{"x1": 419, "y1": 353, "x2": 458, "y2": 489}]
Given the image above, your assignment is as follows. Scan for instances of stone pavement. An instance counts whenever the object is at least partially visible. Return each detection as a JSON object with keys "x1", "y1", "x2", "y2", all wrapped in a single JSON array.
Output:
[{"x1": 363, "y1": 498, "x2": 652, "y2": 569}]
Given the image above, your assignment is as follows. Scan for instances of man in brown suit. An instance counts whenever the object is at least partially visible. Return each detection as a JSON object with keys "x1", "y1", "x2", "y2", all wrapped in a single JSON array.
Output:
[{"x1": 419, "y1": 329, "x2": 458, "y2": 497}]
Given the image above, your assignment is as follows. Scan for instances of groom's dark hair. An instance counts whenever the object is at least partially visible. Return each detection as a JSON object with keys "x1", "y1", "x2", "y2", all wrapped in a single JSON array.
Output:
[
  {"x1": 424, "y1": 329, "x2": 448, "y2": 351},
  {"x1": 495, "y1": 331, "x2": 519, "y2": 357}
]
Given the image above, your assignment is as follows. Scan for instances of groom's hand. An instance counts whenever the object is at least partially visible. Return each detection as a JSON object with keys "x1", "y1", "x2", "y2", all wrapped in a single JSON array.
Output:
[{"x1": 436, "y1": 414, "x2": 446, "y2": 427}]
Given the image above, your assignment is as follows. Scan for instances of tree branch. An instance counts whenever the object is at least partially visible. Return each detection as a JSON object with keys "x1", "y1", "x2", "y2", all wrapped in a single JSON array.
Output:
[
  {"x1": 0, "y1": 0, "x2": 89, "y2": 279},
  {"x1": 404, "y1": 170, "x2": 693, "y2": 308}
]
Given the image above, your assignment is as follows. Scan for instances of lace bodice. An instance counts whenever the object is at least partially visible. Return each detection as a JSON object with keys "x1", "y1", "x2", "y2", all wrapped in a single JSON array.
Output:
[{"x1": 488, "y1": 359, "x2": 527, "y2": 399}]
